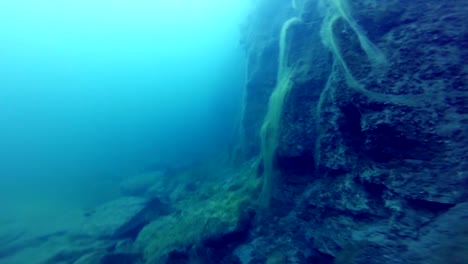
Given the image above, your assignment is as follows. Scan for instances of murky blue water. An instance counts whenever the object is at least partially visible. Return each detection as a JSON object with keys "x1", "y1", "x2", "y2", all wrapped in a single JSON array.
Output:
[{"x1": 0, "y1": 0, "x2": 249, "y2": 258}]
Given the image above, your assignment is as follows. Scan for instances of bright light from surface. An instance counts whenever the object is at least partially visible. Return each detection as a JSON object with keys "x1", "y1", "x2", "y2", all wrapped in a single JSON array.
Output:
[
  {"x1": 0, "y1": 0, "x2": 251, "y2": 189},
  {"x1": 0, "y1": 0, "x2": 250, "y2": 57}
]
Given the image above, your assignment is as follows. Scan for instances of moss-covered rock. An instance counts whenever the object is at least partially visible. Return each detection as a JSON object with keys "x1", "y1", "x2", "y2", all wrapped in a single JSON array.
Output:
[{"x1": 134, "y1": 163, "x2": 260, "y2": 263}]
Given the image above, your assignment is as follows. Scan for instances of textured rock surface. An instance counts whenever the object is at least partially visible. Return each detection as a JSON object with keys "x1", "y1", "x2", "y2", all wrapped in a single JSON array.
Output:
[
  {"x1": 236, "y1": 0, "x2": 468, "y2": 263},
  {"x1": 133, "y1": 164, "x2": 259, "y2": 264}
]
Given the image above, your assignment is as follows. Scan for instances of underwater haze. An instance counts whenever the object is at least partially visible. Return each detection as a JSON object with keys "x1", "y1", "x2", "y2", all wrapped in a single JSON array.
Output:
[
  {"x1": 0, "y1": 0, "x2": 249, "y2": 238},
  {"x1": 1, "y1": 0, "x2": 467, "y2": 263}
]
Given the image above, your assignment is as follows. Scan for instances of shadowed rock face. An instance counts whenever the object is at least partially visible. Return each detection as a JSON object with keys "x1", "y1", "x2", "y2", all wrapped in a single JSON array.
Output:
[{"x1": 237, "y1": 0, "x2": 468, "y2": 263}]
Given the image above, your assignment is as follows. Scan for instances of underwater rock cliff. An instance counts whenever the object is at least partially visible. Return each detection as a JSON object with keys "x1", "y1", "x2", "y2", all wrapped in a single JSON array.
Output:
[
  {"x1": 1, "y1": 1, "x2": 466, "y2": 264},
  {"x1": 236, "y1": 0, "x2": 468, "y2": 263}
]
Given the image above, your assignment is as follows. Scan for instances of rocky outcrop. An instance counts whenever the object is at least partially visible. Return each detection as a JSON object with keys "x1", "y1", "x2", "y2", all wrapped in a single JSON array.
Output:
[
  {"x1": 238, "y1": 0, "x2": 468, "y2": 263},
  {"x1": 0, "y1": 161, "x2": 262, "y2": 264}
]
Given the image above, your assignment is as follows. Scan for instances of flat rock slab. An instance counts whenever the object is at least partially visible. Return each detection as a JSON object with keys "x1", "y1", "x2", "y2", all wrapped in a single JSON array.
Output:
[{"x1": 75, "y1": 197, "x2": 168, "y2": 239}]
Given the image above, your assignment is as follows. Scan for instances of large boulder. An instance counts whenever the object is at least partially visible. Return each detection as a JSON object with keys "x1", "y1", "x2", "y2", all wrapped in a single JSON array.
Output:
[{"x1": 133, "y1": 171, "x2": 258, "y2": 264}]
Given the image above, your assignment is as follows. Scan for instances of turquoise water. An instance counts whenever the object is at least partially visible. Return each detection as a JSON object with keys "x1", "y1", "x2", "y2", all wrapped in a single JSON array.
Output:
[
  {"x1": 1, "y1": 0, "x2": 467, "y2": 263},
  {"x1": 0, "y1": 0, "x2": 249, "y2": 258}
]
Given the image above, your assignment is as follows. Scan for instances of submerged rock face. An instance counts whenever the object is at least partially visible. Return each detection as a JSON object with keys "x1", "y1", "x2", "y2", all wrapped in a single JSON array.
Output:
[
  {"x1": 239, "y1": 0, "x2": 468, "y2": 263},
  {"x1": 239, "y1": 0, "x2": 295, "y2": 159}
]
